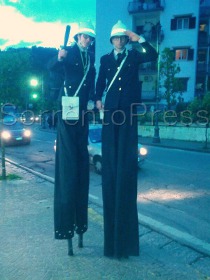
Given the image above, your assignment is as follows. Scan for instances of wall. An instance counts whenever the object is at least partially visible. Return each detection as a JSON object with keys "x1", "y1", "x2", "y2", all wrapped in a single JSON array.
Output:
[
  {"x1": 160, "y1": 0, "x2": 200, "y2": 102},
  {"x1": 95, "y1": 0, "x2": 132, "y2": 73},
  {"x1": 139, "y1": 124, "x2": 210, "y2": 142}
]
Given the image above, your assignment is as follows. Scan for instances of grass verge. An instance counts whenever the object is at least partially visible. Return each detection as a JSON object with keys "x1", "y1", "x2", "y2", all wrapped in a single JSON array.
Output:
[{"x1": 0, "y1": 173, "x2": 22, "y2": 180}]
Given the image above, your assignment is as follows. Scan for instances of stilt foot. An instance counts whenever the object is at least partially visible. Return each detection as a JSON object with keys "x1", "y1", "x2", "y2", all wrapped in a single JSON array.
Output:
[
  {"x1": 78, "y1": 234, "x2": 83, "y2": 248},
  {"x1": 68, "y1": 239, "x2": 73, "y2": 256}
]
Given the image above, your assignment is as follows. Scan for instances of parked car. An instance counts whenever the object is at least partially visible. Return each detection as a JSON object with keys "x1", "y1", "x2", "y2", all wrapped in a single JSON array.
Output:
[
  {"x1": 54, "y1": 124, "x2": 148, "y2": 175},
  {"x1": 88, "y1": 124, "x2": 148, "y2": 175},
  {"x1": 0, "y1": 115, "x2": 31, "y2": 146}
]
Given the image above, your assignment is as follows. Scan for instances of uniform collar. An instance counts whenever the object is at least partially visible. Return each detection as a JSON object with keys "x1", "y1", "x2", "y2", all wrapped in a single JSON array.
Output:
[
  {"x1": 114, "y1": 48, "x2": 126, "y2": 56},
  {"x1": 77, "y1": 43, "x2": 87, "y2": 53}
]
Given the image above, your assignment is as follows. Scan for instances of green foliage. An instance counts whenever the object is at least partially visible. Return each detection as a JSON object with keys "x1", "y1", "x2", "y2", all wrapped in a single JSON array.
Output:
[
  {"x1": 159, "y1": 48, "x2": 183, "y2": 109},
  {"x1": 202, "y1": 92, "x2": 210, "y2": 114},
  {"x1": 188, "y1": 93, "x2": 210, "y2": 113},
  {"x1": 0, "y1": 173, "x2": 22, "y2": 180},
  {"x1": 0, "y1": 48, "x2": 32, "y2": 106},
  {"x1": 188, "y1": 98, "x2": 202, "y2": 113},
  {"x1": 176, "y1": 101, "x2": 189, "y2": 114},
  {"x1": 0, "y1": 47, "x2": 57, "y2": 114},
  {"x1": 188, "y1": 93, "x2": 210, "y2": 123}
]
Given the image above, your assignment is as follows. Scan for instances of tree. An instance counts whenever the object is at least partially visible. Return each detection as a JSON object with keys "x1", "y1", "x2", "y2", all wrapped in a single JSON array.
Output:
[
  {"x1": 0, "y1": 47, "x2": 57, "y2": 113},
  {"x1": 30, "y1": 46, "x2": 58, "y2": 112},
  {"x1": 188, "y1": 92, "x2": 210, "y2": 123},
  {"x1": 0, "y1": 48, "x2": 32, "y2": 108},
  {"x1": 159, "y1": 48, "x2": 184, "y2": 109},
  {"x1": 202, "y1": 92, "x2": 210, "y2": 115}
]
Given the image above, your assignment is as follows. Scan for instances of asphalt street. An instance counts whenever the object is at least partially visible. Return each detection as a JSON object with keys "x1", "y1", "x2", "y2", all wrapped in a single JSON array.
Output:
[{"x1": 0, "y1": 159, "x2": 210, "y2": 280}]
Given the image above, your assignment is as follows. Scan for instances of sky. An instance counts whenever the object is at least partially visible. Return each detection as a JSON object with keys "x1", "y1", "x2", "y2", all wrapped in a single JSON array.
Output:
[{"x1": 0, "y1": 0, "x2": 96, "y2": 50}]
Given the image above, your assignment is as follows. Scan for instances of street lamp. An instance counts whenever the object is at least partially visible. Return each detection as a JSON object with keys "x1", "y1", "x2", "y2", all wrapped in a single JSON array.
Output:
[
  {"x1": 203, "y1": 123, "x2": 209, "y2": 149},
  {"x1": 32, "y1": 93, "x2": 38, "y2": 99},
  {"x1": 30, "y1": 76, "x2": 46, "y2": 128},
  {"x1": 30, "y1": 78, "x2": 38, "y2": 87},
  {"x1": 25, "y1": 78, "x2": 39, "y2": 109},
  {"x1": 25, "y1": 78, "x2": 38, "y2": 109},
  {"x1": 152, "y1": 22, "x2": 164, "y2": 144},
  {"x1": 30, "y1": 78, "x2": 39, "y2": 104}
]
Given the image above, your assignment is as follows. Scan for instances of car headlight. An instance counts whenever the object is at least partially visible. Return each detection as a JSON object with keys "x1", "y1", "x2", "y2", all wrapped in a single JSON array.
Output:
[
  {"x1": 139, "y1": 147, "x2": 147, "y2": 156},
  {"x1": 23, "y1": 130, "x2": 31, "y2": 137},
  {"x1": 1, "y1": 131, "x2": 11, "y2": 140}
]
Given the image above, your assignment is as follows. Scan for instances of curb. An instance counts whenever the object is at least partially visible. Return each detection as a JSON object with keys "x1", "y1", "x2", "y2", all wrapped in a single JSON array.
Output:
[
  {"x1": 138, "y1": 213, "x2": 210, "y2": 257},
  {"x1": 4, "y1": 157, "x2": 210, "y2": 258}
]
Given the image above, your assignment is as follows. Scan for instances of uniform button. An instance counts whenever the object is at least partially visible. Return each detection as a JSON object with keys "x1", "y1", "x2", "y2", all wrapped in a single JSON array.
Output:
[
  {"x1": 68, "y1": 86, "x2": 71, "y2": 88},
  {"x1": 83, "y1": 83, "x2": 86, "y2": 86},
  {"x1": 118, "y1": 77, "x2": 121, "y2": 80},
  {"x1": 119, "y1": 88, "x2": 122, "y2": 91}
]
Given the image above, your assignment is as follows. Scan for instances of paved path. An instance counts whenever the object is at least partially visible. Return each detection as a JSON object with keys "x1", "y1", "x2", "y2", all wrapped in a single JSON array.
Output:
[{"x1": 0, "y1": 162, "x2": 210, "y2": 280}]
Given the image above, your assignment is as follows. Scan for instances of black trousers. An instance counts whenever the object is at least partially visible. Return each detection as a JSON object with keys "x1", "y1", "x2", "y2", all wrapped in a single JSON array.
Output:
[
  {"x1": 54, "y1": 113, "x2": 89, "y2": 239},
  {"x1": 102, "y1": 108, "x2": 139, "y2": 257}
]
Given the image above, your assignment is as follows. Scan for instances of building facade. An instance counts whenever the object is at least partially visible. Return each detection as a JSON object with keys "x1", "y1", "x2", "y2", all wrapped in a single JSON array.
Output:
[{"x1": 96, "y1": 0, "x2": 210, "y2": 107}]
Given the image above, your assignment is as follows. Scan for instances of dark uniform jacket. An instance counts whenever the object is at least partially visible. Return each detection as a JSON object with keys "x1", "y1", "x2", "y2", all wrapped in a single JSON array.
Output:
[
  {"x1": 95, "y1": 41, "x2": 158, "y2": 257},
  {"x1": 95, "y1": 41, "x2": 158, "y2": 109},
  {"x1": 48, "y1": 43, "x2": 95, "y2": 110},
  {"x1": 47, "y1": 43, "x2": 95, "y2": 240}
]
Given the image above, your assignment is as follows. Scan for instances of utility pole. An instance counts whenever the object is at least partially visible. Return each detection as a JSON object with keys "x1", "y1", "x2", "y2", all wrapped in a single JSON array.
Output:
[
  {"x1": 203, "y1": 123, "x2": 209, "y2": 150},
  {"x1": 152, "y1": 22, "x2": 163, "y2": 143},
  {"x1": 0, "y1": 104, "x2": 6, "y2": 179}
]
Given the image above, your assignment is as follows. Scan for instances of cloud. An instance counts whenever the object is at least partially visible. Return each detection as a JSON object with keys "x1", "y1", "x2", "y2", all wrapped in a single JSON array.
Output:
[
  {"x1": 0, "y1": 5, "x2": 79, "y2": 50},
  {"x1": 8, "y1": 0, "x2": 20, "y2": 3}
]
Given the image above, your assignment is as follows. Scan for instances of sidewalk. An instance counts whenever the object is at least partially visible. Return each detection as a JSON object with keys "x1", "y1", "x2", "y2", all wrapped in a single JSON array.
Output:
[
  {"x1": 139, "y1": 136, "x2": 210, "y2": 153},
  {"x1": 0, "y1": 162, "x2": 210, "y2": 280}
]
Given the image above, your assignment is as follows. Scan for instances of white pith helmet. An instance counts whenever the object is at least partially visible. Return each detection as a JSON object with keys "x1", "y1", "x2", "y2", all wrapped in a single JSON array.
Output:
[
  {"x1": 110, "y1": 20, "x2": 129, "y2": 43},
  {"x1": 74, "y1": 21, "x2": 96, "y2": 41}
]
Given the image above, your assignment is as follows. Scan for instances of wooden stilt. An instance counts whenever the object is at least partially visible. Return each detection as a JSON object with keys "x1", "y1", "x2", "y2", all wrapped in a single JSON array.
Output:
[
  {"x1": 78, "y1": 234, "x2": 83, "y2": 248},
  {"x1": 68, "y1": 239, "x2": 73, "y2": 256}
]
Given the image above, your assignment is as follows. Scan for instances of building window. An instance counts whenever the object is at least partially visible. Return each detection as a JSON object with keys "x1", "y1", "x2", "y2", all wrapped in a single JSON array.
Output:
[
  {"x1": 171, "y1": 16, "x2": 196, "y2": 30},
  {"x1": 175, "y1": 49, "x2": 188, "y2": 60},
  {"x1": 174, "y1": 78, "x2": 189, "y2": 92},
  {"x1": 177, "y1": 18, "x2": 189, "y2": 29},
  {"x1": 174, "y1": 48, "x2": 194, "y2": 61}
]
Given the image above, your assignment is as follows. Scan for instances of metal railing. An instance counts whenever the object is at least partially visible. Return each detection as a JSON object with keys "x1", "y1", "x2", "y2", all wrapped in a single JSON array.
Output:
[
  {"x1": 128, "y1": 0, "x2": 164, "y2": 14},
  {"x1": 196, "y1": 62, "x2": 210, "y2": 74}
]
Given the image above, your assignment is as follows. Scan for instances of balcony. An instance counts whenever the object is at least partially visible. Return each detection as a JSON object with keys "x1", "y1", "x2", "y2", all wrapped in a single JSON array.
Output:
[
  {"x1": 198, "y1": 32, "x2": 210, "y2": 46},
  {"x1": 197, "y1": 62, "x2": 210, "y2": 74},
  {"x1": 200, "y1": 0, "x2": 210, "y2": 17},
  {"x1": 139, "y1": 61, "x2": 157, "y2": 73},
  {"x1": 128, "y1": 0, "x2": 164, "y2": 14}
]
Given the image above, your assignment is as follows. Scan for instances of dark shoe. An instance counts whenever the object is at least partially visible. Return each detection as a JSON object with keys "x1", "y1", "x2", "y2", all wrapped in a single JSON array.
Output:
[
  {"x1": 78, "y1": 234, "x2": 83, "y2": 248},
  {"x1": 68, "y1": 239, "x2": 73, "y2": 256}
]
